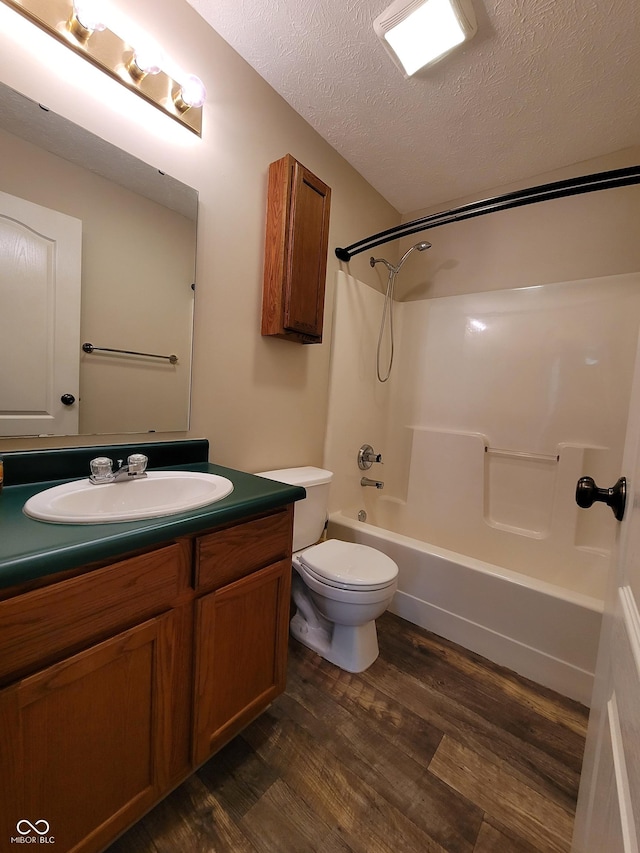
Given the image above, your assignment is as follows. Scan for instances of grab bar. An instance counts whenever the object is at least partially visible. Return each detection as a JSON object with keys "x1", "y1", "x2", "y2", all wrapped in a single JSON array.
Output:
[
  {"x1": 485, "y1": 447, "x2": 559, "y2": 461},
  {"x1": 82, "y1": 343, "x2": 178, "y2": 364}
]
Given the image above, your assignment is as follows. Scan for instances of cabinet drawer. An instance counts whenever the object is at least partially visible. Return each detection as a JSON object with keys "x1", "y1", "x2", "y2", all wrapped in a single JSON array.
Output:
[
  {"x1": 195, "y1": 507, "x2": 292, "y2": 592},
  {"x1": 0, "y1": 543, "x2": 187, "y2": 684}
]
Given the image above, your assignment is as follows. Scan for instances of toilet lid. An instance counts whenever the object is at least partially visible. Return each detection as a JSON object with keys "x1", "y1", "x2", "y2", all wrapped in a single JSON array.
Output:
[{"x1": 298, "y1": 539, "x2": 398, "y2": 588}]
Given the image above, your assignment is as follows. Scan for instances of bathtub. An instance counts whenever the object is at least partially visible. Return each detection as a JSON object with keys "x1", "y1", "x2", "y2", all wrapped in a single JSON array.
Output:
[{"x1": 328, "y1": 509, "x2": 603, "y2": 706}]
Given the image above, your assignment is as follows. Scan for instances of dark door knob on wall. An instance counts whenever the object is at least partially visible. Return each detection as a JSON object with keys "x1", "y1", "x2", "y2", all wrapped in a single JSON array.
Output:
[
  {"x1": 575, "y1": 476, "x2": 626, "y2": 522},
  {"x1": 60, "y1": 393, "x2": 76, "y2": 406}
]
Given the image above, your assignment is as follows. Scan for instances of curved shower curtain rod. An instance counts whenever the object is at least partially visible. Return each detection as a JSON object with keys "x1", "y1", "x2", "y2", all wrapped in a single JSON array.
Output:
[{"x1": 334, "y1": 165, "x2": 640, "y2": 262}]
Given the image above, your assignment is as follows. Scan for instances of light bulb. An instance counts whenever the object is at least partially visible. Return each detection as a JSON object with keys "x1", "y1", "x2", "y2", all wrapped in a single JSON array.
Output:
[
  {"x1": 132, "y1": 41, "x2": 163, "y2": 76},
  {"x1": 73, "y1": 0, "x2": 107, "y2": 33},
  {"x1": 177, "y1": 75, "x2": 206, "y2": 109}
]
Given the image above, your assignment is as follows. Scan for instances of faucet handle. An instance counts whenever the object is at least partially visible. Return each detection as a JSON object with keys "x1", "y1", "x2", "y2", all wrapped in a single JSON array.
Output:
[
  {"x1": 358, "y1": 444, "x2": 383, "y2": 470},
  {"x1": 127, "y1": 453, "x2": 148, "y2": 474},
  {"x1": 89, "y1": 456, "x2": 113, "y2": 482}
]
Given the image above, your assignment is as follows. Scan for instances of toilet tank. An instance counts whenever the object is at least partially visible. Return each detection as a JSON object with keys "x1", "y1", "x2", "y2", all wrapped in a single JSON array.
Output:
[{"x1": 256, "y1": 467, "x2": 333, "y2": 552}]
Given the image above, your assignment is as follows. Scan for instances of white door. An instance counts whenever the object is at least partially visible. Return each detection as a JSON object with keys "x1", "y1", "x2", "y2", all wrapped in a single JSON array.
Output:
[
  {"x1": 0, "y1": 191, "x2": 82, "y2": 436},
  {"x1": 572, "y1": 336, "x2": 640, "y2": 851}
]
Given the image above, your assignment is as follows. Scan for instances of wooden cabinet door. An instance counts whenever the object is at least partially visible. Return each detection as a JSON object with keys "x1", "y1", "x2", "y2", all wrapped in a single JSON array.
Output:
[
  {"x1": 192, "y1": 559, "x2": 291, "y2": 765},
  {"x1": 261, "y1": 154, "x2": 331, "y2": 344},
  {"x1": 283, "y1": 160, "x2": 331, "y2": 339},
  {"x1": 0, "y1": 612, "x2": 175, "y2": 853}
]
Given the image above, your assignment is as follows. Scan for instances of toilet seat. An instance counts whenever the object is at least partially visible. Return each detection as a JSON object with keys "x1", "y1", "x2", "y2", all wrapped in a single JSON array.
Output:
[
  {"x1": 297, "y1": 539, "x2": 398, "y2": 591},
  {"x1": 299, "y1": 562, "x2": 394, "y2": 592}
]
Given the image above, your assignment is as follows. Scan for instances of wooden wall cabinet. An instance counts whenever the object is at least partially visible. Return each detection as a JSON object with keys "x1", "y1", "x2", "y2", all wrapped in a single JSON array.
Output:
[
  {"x1": 261, "y1": 154, "x2": 332, "y2": 344},
  {"x1": 0, "y1": 506, "x2": 294, "y2": 853}
]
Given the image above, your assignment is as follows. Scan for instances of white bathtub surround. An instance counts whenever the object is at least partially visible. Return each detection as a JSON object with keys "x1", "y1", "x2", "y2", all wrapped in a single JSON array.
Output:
[
  {"x1": 389, "y1": 431, "x2": 610, "y2": 600},
  {"x1": 324, "y1": 271, "x2": 640, "y2": 703}
]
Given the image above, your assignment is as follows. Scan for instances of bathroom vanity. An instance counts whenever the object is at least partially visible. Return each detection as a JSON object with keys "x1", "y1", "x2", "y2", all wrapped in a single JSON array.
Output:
[{"x1": 0, "y1": 441, "x2": 304, "y2": 853}]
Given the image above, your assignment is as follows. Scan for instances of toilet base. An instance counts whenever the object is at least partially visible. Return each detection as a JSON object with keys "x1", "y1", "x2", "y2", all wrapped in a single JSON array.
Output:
[{"x1": 290, "y1": 610, "x2": 380, "y2": 673}]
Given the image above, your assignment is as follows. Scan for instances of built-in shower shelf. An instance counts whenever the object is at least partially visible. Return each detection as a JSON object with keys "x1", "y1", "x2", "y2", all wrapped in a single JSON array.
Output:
[
  {"x1": 576, "y1": 544, "x2": 611, "y2": 559},
  {"x1": 486, "y1": 518, "x2": 550, "y2": 539}
]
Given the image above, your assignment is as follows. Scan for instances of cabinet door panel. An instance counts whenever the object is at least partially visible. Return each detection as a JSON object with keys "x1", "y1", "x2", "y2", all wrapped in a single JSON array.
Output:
[
  {"x1": 284, "y1": 162, "x2": 331, "y2": 337},
  {"x1": 192, "y1": 559, "x2": 291, "y2": 765},
  {"x1": 0, "y1": 612, "x2": 175, "y2": 853}
]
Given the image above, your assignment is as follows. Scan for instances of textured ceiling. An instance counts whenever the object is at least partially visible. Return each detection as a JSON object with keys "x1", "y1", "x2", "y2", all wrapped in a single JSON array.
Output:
[{"x1": 186, "y1": 0, "x2": 640, "y2": 214}]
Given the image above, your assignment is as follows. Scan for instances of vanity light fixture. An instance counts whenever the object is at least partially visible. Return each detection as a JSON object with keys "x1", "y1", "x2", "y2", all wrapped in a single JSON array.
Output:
[
  {"x1": 373, "y1": 0, "x2": 477, "y2": 77},
  {"x1": 1, "y1": 0, "x2": 205, "y2": 135}
]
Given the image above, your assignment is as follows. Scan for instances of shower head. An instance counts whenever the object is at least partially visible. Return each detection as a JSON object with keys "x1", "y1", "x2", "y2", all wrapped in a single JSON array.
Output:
[
  {"x1": 370, "y1": 240, "x2": 432, "y2": 273},
  {"x1": 397, "y1": 240, "x2": 432, "y2": 270}
]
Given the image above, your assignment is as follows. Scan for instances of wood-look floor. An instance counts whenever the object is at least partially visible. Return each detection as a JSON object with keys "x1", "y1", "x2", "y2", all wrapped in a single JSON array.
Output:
[{"x1": 107, "y1": 612, "x2": 589, "y2": 853}]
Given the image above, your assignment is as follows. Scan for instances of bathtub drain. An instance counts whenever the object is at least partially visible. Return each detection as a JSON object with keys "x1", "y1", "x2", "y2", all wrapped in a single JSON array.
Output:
[{"x1": 358, "y1": 510, "x2": 367, "y2": 522}]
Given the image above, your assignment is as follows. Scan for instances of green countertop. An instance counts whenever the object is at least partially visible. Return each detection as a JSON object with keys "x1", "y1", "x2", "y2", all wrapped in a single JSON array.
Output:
[{"x1": 0, "y1": 462, "x2": 305, "y2": 590}]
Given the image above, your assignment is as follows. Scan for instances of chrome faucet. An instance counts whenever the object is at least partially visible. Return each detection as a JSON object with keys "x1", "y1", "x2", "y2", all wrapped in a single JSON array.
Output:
[
  {"x1": 361, "y1": 477, "x2": 384, "y2": 489},
  {"x1": 89, "y1": 454, "x2": 148, "y2": 484}
]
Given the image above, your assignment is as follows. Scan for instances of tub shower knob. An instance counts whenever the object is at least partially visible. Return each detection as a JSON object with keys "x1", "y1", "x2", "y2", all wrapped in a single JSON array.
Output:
[
  {"x1": 575, "y1": 476, "x2": 626, "y2": 522},
  {"x1": 358, "y1": 444, "x2": 382, "y2": 470}
]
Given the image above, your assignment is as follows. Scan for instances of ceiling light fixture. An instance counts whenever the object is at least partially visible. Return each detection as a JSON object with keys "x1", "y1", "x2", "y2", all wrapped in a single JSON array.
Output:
[
  {"x1": 374, "y1": 0, "x2": 477, "y2": 77},
  {"x1": 1, "y1": 0, "x2": 205, "y2": 135}
]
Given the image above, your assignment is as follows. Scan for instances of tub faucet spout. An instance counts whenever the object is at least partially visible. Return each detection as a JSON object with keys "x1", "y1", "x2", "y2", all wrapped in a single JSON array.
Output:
[{"x1": 361, "y1": 477, "x2": 384, "y2": 489}]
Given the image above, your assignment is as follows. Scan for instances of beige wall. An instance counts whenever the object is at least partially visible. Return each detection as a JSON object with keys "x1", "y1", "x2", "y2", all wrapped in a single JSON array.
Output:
[
  {"x1": 395, "y1": 147, "x2": 640, "y2": 302},
  {"x1": 0, "y1": 0, "x2": 398, "y2": 469}
]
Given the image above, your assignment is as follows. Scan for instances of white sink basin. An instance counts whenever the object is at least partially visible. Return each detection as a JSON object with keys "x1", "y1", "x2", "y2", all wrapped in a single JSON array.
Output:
[{"x1": 23, "y1": 471, "x2": 234, "y2": 524}]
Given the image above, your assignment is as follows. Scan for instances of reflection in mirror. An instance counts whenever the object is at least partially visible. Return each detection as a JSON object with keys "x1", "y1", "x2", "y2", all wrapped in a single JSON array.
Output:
[{"x1": 0, "y1": 82, "x2": 197, "y2": 438}]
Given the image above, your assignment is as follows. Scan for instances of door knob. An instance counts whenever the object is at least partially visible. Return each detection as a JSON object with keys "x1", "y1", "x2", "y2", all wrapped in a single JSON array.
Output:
[
  {"x1": 60, "y1": 393, "x2": 76, "y2": 406},
  {"x1": 575, "y1": 476, "x2": 626, "y2": 522}
]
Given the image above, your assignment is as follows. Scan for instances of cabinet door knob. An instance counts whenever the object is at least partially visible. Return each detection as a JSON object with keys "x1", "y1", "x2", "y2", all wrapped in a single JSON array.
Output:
[{"x1": 575, "y1": 476, "x2": 626, "y2": 522}]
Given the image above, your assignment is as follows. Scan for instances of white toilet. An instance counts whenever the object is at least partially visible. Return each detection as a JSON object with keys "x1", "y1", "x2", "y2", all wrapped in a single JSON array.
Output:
[{"x1": 257, "y1": 467, "x2": 398, "y2": 673}]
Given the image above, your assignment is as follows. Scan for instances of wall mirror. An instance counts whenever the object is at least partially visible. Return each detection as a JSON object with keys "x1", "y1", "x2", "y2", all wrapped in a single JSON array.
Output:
[{"x1": 0, "y1": 81, "x2": 197, "y2": 438}]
